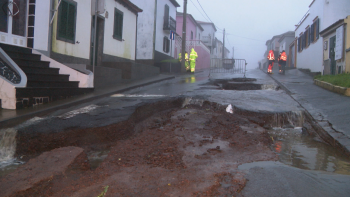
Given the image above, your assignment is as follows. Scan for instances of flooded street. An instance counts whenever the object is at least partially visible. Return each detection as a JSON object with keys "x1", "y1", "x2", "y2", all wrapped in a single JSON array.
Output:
[{"x1": 0, "y1": 69, "x2": 349, "y2": 196}]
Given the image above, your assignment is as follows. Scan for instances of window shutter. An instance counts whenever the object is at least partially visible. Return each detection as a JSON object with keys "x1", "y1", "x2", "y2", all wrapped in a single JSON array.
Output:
[
  {"x1": 167, "y1": 38, "x2": 170, "y2": 53},
  {"x1": 67, "y1": 3, "x2": 76, "y2": 40},
  {"x1": 310, "y1": 23, "x2": 314, "y2": 42},
  {"x1": 316, "y1": 18, "x2": 320, "y2": 39},
  {"x1": 308, "y1": 28, "x2": 311, "y2": 46},
  {"x1": 113, "y1": 8, "x2": 123, "y2": 40},
  {"x1": 164, "y1": 5, "x2": 169, "y2": 28},
  {"x1": 58, "y1": 1, "x2": 68, "y2": 38},
  {"x1": 163, "y1": 37, "x2": 167, "y2": 52}
]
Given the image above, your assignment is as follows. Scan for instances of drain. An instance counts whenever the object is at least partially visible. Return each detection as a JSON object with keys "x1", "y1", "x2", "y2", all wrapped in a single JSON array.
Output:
[
  {"x1": 202, "y1": 78, "x2": 278, "y2": 91},
  {"x1": 222, "y1": 83, "x2": 262, "y2": 90},
  {"x1": 230, "y1": 78, "x2": 257, "y2": 82}
]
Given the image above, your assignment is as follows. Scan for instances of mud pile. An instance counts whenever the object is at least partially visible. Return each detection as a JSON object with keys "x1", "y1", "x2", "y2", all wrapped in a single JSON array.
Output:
[{"x1": 1, "y1": 99, "x2": 277, "y2": 196}]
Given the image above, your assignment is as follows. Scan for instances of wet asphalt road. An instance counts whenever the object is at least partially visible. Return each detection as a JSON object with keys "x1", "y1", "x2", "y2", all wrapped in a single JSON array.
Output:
[{"x1": 4, "y1": 69, "x2": 350, "y2": 196}]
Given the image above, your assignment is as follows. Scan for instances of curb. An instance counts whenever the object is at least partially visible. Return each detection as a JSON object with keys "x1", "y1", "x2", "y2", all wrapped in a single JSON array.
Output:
[
  {"x1": 0, "y1": 76, "x2": 175, "y2": 129},
  {"x1": 262, "y1": 69, "x2": 350, "y2": 156},
  {"x1": 314, "y1": 79, "x2": 350, "y2": 96}
]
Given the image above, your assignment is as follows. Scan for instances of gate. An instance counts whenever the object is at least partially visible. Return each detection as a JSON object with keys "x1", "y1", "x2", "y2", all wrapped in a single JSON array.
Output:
[{"x1": 210, "y1": 58, "x2": 247, "y2": 77}]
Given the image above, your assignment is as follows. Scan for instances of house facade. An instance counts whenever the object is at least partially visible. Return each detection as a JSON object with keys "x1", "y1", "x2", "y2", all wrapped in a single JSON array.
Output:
[
  {"x1": 0, "y1": 0, "x2": 164, "y2": 109},
  {"x1": 278, "y1": 31, "x2": 295, "y2": 67},
  {"x1": 197, "y1": 21, "x2": 217, "y2": 56},
  {"x1": 176, "y1": 12, "x2": 211, "y2": 71},
  {"x1": 295, "y1": 0, "x2": 350, "y2": 73},
  {"x1": 130, "y1": 0, "x2": 179, "y2": 68},
  {"x1": 320, "y1": 15, "x2": 350, "y2": 75}
]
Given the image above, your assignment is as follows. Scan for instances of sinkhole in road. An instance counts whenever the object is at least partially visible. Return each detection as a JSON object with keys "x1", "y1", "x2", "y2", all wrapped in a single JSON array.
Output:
[
  {"x1": 202, "y1": 78, "x2": 279, "y2": 90},
  {"x1": 0, "y1": 97, "x2": 349, "y2": 180}
]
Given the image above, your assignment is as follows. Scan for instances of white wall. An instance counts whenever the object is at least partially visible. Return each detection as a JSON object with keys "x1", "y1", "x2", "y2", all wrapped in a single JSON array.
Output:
[
  {"x1": 130, "y1": 0, "x2": 156, "y2": 60},
  {"x1": 295, "y1": 0, "x2": 324, "y2": 72},
  {"x1": 155, "y1": 0, "x2": 177, "y2": 57},
  {"x1": 200, "y1": 24, "x2": 215, "y2": 41},
  {"x1": 51, "y1": 0, "x2": 92, "y2": 60},
  {"x1": 33, "y1": 0, "x2": 50, "y2": 51},
  {"x1": 103, "y1": 0, "x2": 137, "y2": 60},
  {"x1": 296, "y1": 0, "x2": 350, "y2": 72},
  {"x1": 323, "y1": 0, "x2": 350, "y2": 29}
]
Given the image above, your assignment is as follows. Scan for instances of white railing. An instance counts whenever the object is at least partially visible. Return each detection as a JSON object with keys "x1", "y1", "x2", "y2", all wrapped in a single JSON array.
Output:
[{"x1": 186, "y1": 40, "x2": 210, "y2": 54}]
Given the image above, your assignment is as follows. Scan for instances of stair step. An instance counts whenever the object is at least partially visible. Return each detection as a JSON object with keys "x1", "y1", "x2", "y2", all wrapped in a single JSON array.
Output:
[
  {"x1": 6, "y1": 51, "x2": 42, "y2": 61},
  {"x1": 13, "y1": 58, "x2": 50, "y2": 68},
  {"x1": 0, "y1": 43, "x2": 33, "y2": 54},
  {"x1": 16, "y1": 87, "x2": 94, "y2": 98},
  {"x1": 20, "y1": 66, "x2": 60, "y2": 75},
  {"x1": 26, "y1": 74, "x2": 70, "y2": 82},
  {"x1": 27, "y1": 80, "x2": 79, "y2": 88}
]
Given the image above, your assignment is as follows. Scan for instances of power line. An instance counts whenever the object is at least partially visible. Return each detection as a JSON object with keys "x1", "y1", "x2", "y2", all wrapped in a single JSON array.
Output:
[
  {"x1": 191, "y1": 1, "x2": 264, "y2": 43},
  {"x1": 189, "y1": 0, "x2": 210, "y2": 22},
  {"x1": 195, "y1": 0, "x2": 223, "y2": 31}
]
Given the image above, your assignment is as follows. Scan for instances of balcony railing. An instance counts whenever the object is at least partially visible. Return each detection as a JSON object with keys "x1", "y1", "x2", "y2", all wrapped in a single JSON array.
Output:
[
  {"x1": 201, "y1": 36, "x2": 212, "y2": 47},
  {"x1": 163, "y1": 16, "x2": 176, "y2": 32}
]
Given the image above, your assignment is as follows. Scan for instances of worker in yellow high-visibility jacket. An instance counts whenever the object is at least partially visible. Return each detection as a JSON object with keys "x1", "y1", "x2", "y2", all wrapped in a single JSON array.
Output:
[
  {"x1": 189, "y1": 48, "x2": 198, "y2": 73},
  {"x1": 179, "y1": 52, "x2": 190, "y2": 71}
]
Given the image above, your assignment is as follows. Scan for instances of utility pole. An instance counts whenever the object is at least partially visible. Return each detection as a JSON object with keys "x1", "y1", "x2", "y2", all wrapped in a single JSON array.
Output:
[
  {"x1": 92, "y1": 0, "x2": 99, "y2": 87},
  {"x1": 222, "y1": 28, "x2": 225, "y2": 60},
  {"x1": 181, "y1": 0, "x2": 187, "y2": 72},
  {"x1": 232, "y1": 47, "x2": 234, "y2": 59}
]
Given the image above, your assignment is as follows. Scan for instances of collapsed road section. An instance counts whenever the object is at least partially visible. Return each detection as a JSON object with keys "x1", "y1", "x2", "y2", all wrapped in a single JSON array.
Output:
[{"x1": 1, "y1": 97, "x2": 349, "y2": 196}]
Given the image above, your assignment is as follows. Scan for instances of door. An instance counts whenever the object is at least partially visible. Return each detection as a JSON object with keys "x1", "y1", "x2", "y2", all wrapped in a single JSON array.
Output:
[
  {"x1": 0, "y1": 0, "x2": 28, "y2": 47},
  {"x1": 329, "y1": 36, "x2": 336, "y2": 75},
  {"x1": 90, "y1": 16, "x2": 104, "y2": 66}
]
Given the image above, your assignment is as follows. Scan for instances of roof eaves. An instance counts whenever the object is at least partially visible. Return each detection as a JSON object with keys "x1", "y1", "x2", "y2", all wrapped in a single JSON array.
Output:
[
  {"x1": 169, "y1": 0, "x2": 180, "y2": 7},
  {"x1": 320, "y1": 19, "x2": 344, "y2": 37},
  {"x1": 116, "y1": 0, "x2": 143, "y2": 14}
]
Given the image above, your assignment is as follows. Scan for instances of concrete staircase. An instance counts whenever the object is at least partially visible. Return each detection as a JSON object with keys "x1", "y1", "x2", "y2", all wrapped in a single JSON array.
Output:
[{"x1": 0, "y1": 43, "x2": 94, "y2": 109}]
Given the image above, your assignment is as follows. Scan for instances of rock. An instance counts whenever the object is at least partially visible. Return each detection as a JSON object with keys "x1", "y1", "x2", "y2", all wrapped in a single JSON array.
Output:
[{"x1": 0, "y1": 146, "x2": 89, "y2": 197}]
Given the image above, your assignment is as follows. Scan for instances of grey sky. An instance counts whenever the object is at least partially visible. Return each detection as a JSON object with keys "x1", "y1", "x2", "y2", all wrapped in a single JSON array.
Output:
[{"x1": 176, "y1": 0, "x2": 312, "y2": 69}]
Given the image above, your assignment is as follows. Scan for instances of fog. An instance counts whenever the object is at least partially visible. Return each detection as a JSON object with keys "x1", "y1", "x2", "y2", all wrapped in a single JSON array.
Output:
[{"x1": 176, "y1": 0, "x2": 311, "y2": 69}]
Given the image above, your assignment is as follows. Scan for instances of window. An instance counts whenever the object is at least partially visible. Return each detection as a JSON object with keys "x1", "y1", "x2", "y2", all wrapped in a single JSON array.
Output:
[
  {"x1": 191, "y1": 31, "x2": 193, "y2": 39},
  {"x1": 305, "y1": 28, "x2": 309, "y2": 48},
  {"x1": 113, "y1": 8, "x2": 124, "y2": 41},
  {"x1": 163, "y1": 36, "x2": 170, "y2": 53},
  {"x1": 164, "y1": 4, "x2": 169, "y2": 28},
  {"x1": 314, "y1": 18, "x2": 320, "y2": 41},
  {"x1": 57, "y1": 0, "x2": 77, "y2": 43},
  {"x1": 298, "y1": 34, "x2": 303, "y2": 52}
]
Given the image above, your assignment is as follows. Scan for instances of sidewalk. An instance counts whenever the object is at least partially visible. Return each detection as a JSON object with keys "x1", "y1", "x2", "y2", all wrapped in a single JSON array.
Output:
[
  {"x1": 264, "y1": 66, "x2": 350, "y2": 155},
  {"x1": 0, "y1": 74, "x2": 176, "y2": 129}
]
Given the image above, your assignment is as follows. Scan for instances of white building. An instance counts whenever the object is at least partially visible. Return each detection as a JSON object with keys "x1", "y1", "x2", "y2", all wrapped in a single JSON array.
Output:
[
  {"x1": 295, "y1": 0, "x2": 350, "y2": 73},
  {"x1": 130, "y1": 0, "x2": 179, "y2": 67},
  {"x1": 197, "y1": 21, "x2": 217, "y2": 56}
]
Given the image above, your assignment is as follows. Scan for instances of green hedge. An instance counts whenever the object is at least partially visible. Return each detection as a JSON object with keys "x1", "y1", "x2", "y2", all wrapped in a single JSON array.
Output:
[{"x1": 314, "y1": 73, "x2": 350, "y2": 88}]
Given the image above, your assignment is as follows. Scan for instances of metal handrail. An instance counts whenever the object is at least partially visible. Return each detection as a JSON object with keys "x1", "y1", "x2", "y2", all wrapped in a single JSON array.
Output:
[
  {"x1": 295, "y1": 10, "x2": 310, "y2": 30},
  {"x1": 49, "y1": 0, "x2": 62, "y2": 25},
  {"x1": 0, "y1": 47, "x2": 27, "y2": 86}
]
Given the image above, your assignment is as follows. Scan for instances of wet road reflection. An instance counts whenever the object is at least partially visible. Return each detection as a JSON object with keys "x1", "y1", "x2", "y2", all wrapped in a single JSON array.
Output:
[{"x1": 269, "y1": 127, "x2": 350, "y2": 175}]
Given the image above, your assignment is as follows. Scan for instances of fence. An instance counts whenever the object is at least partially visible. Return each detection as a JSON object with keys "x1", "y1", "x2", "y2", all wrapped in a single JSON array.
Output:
[{"x1": 210, "y1": 58, "x2": 246, "y2": 77}]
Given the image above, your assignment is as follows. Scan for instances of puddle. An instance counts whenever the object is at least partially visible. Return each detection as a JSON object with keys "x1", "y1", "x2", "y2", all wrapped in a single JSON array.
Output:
[
  {"x1": 87, "y1": 150, "x2": 110, "y2": 169},
  {"x1": 268, "y1": 127, "x2": 350, "y2": 175},
  {"x1": 202, "y1": 78, "x2": 279, "y2": 91}
]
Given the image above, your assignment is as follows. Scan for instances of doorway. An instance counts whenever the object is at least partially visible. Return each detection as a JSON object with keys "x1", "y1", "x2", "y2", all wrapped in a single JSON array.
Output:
[
  {"x1": 0, "y1": 0, "x2": 28, "y2": 46},
  {"x1": 90, "y1": 16, "x2": 104, "y2": 67},
  {"x1": 329, "y1": 36, "x2": 336, "y2": 75}
]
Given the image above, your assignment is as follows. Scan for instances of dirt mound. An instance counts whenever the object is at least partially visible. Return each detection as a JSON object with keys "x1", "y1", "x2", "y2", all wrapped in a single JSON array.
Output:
[{"x1": 4, "y1": 102, "x2": 277, "y2": 196}]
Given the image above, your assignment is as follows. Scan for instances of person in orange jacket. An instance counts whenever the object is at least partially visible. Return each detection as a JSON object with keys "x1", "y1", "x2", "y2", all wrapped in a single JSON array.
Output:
[
  {"x1": 267, "y1": 50, "x2": 275, "y2": 74},
  {"x1": 279, "y1": 50, "x2": 287, "y2": 74}
]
